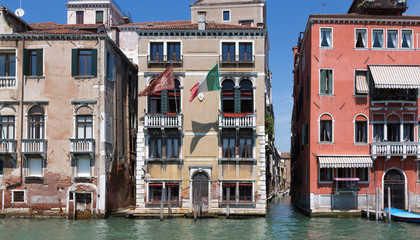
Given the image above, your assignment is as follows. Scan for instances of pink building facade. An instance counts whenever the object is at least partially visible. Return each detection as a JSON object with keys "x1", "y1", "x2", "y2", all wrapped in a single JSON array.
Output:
[{"x1": 292, "y1": 0, "x2": 420, "y2": 214}]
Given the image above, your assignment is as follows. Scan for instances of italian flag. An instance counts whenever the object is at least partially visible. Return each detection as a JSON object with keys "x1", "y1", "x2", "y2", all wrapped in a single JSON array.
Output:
[{"x1": 189, "y1": 64, "x2": 220, "y2": 102}]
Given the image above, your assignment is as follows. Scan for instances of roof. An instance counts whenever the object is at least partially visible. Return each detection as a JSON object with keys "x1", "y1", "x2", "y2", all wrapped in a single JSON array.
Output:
[
  {"x1": 318, "y1": 156, "x2": 373, "y2": 168},
  {"x1": 309, "y1": 13, "x2": 420, "y2": 21},
  {"x1": 119, "y1": 20, "x2": 263, "y2": 30},
  {"x1": 369, "y1": 65, "x2": 420, "y2": 89},
  {"x1": 23, "y1": 22, "x2": 106, "y2": 35}
]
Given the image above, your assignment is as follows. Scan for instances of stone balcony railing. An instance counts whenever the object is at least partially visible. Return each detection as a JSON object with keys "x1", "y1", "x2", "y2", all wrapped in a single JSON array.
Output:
[
  {"x1": 219, "y1": 113, "x2": 256, "y2": 129},
  {"x1": 0, "y1": 139, "x2": 17, "y2": 154},
  {"x1": 144, "y1": 113, "x2": 183, "y2": 129},
  {"x1": 70, "y1": 139, "x2": 95, "y2": 153},
  {"x1": 0, "y1": 76, "x2": 17, "y2": 89},
  {"x1": 21, "y1": 139, "x2": 47, "y2": 155},
  {"x1": 371, "y1": 142, "x2": 420, "y2": 159}
]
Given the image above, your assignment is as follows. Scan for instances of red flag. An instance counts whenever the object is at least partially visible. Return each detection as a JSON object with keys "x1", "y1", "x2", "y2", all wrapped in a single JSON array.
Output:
[{"x1": 138, "y1": 65, "x2": 174, "y2": 97}]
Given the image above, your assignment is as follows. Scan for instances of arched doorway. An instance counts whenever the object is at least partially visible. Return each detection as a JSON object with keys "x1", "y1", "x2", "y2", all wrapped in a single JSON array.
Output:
[
  {"x1": 384, "y1": 169, "x2": 405, "y2": 209},
  {"x1": 192, "y1": 172, "x2": 209, "y2": 212}
]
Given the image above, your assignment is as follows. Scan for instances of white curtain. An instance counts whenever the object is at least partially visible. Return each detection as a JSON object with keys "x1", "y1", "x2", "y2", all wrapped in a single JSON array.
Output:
[
  {"x1": 402, "y1": 31, "x2": 412, "y2": 48},
  {"x1": 356, "y1": 30, "x2": 366, "y2": 47},
  {"x1": 373, "y1": 31, "x2": 383, "y2": 47},
  {"x1": 321, "y1": 29, "x2": 331, "y2": 47},
  {"x1": 326, "y1": 121, "x2": 332, "y2": 141},
  {"x1": 388, "y1": 31, "x2": 397, "y2": 48}
]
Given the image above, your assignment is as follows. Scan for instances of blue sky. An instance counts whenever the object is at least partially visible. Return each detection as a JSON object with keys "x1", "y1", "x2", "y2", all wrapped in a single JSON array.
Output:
[{"x1": 4, "y1": 0, "x2": 420, "y2": 152}]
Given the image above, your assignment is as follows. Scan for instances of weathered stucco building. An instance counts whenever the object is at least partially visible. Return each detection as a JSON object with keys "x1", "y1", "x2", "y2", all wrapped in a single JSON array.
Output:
[{"x1": 0, "y1": 5, "x2": 137, "y2": 218}]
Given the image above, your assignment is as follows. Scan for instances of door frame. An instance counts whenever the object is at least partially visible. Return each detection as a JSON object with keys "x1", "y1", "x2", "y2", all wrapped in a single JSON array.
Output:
[
  {"x1": 189, "y1": 166, "x2": 211, "y2": 211},
  {"x1": 382, "y1": 167, "x2": 407, "y2": 210}
]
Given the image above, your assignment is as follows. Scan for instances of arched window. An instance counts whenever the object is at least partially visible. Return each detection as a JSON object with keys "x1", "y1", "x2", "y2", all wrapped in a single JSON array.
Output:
[
  {"x1": 240, "y1": 79, "x2": 253, "y2": 113},
  {"x1": 355, "y1": 115, "x2": 367, "y2": 143},
  {"x1": 148, "y1": 79, "x2": 181, "y2": 114},
  {"x1": 221, "y1": 80, "x2": 235, "y2": 113},
  {"x1": 319, "y1": 114, "x2": 333, "y2": 142},
  {"x1": 0, "y1": 107, "x2": 15, "y2": 139},
  {"x1": 76, "y1": 106, "x2": 93, "y2": 139},
  {"x1": 28, "y1": 106, "x2": 44, "y2": 139},
  {"x1": 168, "y1": 80, "x2": 181, "y2": 113},
  {"x1": 387, "y1": 114, "x2": 400, "y2": 142}
]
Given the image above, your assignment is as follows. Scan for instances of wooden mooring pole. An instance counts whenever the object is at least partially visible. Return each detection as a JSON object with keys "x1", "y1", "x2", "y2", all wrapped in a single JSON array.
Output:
[
  {"x1": 387, "y1": 187, "x2": 391, "y2": 221},
  {"x1": 194, "y1": 188, "x2": 197, "y2": 221},
  {"x1": 408, "y1": 188, "x2": 411, "y2": 212},
  {"x1": 226, "y1": 187, "x2": 230, "y2": 218},
  {"x1": 168, "y1": 187, "x2": 172, "y2": 218},
  {"x1": 366, "y1": 187, "x2": 369, "y2": 218},
  {"x1": 375, "y1": 187, "x2": 379, "y2": 221},
  {"x1": 160, "y1": 187, "x2": 166, "y2": 221}
]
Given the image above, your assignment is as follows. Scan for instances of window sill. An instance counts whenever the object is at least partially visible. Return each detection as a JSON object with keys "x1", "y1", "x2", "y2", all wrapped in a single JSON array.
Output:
[
  {"x1": 319, "y1": 181, "x2": 333, "y2": 184},
  {"x1": 353, "y1": 95, "x2": 368, "y2": 98},
  {"x1": 354, "y1": 48, "x2": 369, "y2": 50},
  {"x1": 25, "y1": 176, "x2": 44, "y2": 184},
  {"x1": 145, "y1": 158, "x2": 183, "y2": 164},
  {"x1": 73, "y1": 176, "x2": 93, "y2": 183},
  {"x1": 319, "y1": 94, "x2": 334, "y2": 97},
  {"x1": 318, "y1": 142, "x2": 334, "y2": 145},
  {"x1": 354, "y1": 142, "x2": 369, "y2": 146},
  {"x1": 74, "y1": 75, "x2": 95, "y2": 79},
  {"x1": 145, "y1": 202, "x2": 181, "y2": 207},
  {"x1": 219, "y1": 202, "x2": 255, "y2": 208},
  {"x1": 218, "y1": 158, "x2": 257, "y2": 164},
  {"x1": 319, "y1": 47, "x2": 334, "y2": 50},
  {"x1": 26, "y1": 76, "x2": 46, "y2": 79}
]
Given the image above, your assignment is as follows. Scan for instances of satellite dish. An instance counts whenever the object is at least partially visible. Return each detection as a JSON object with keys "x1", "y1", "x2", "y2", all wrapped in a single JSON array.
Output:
[{"x1": 15, "y1": 8, "x2": 25, "y2": 17}]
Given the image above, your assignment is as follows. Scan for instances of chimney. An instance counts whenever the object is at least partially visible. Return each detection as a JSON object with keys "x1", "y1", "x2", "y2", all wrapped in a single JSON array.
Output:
[{"x1": 198, "y1": 11, "x2": 207, "y2": 30}]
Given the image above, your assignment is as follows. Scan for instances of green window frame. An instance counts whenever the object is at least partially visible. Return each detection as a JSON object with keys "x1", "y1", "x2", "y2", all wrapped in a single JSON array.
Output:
[
  {"x1": 72, "y1": 49, "x2": 97, "y2": 77},
  {"x1": 23, "y1": 49, "x2": 43, "y2": 76}
]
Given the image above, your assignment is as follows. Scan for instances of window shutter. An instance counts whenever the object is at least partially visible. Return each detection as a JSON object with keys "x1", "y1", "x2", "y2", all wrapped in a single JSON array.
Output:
[
  {"x1": 234, "y1": 88, "x2": 241, "y2": 113},
  {"x1": 71, "y1": 49, "x2": 78, "y2": 77},
  {"x1": 36, "y1": 49, "x2": 43, "y2": 76},
  {"x1": 23, "y1": 49, "x2": 29, "y2": 76},
  {"x1": 91, "y1": 49, "x2": 98, "y2": 77},
  {"x1": 320, "y1": 70, "x2": 326, "y2": 94},
  {"x1": 161, "y1": 90, "x2": 168, "y2": 113}
]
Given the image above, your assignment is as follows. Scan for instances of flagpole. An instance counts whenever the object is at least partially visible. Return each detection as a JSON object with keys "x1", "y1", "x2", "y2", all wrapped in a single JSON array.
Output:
[{"x1": 170, "y1": 63, "x2": 178, "y2": 114}]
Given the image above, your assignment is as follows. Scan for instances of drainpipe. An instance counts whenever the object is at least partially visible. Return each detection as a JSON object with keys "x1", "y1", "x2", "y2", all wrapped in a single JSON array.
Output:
[{"x1": 96, "y1": 37, "x2": 101, "y2": 215}]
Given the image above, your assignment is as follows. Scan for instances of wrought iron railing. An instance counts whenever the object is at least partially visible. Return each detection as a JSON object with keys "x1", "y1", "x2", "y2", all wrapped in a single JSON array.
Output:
[
  {"x1": 147, "y1": 55, "x2": 183, "y2": 63},
  {"x1": 219, "y1": 55, "x2": 255, "y2": 63}
]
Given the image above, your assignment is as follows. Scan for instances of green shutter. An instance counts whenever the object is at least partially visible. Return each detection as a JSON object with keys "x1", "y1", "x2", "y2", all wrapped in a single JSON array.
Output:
[
  {"x1": 161, "y1": 90, "x2": 168, "y2": 113},
  {"x1": 23, "y1": 49, "x2": 29, "y2": 76},
  {"x1": 234, "y1": 88, "x2": 241, "y2": 113},
  {"x1": 328, "y1": 70, "x2": 333, "y2": 94},
  {"x1": 71, "y1": 49, "x2": 78, "y2": 77},
  {"x1": 91, "y1": 49, "x2": 97, "y2": 77},
  {"x1": 320, "y1": 70, "x2": 326, "y2": 94},
  {"x1": 36, "y1": 49, "x2": 43, "y2": 76}
]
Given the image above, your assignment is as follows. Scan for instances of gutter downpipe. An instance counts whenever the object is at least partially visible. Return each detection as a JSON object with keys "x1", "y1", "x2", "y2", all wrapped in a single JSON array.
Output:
[{"x1": 96, "y1": 37, "x2": 101, "y2": 216}]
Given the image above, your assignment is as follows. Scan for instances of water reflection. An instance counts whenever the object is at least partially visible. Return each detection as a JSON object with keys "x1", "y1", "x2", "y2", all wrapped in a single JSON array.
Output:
[{"x1": 0, "y1": 196, "x2": 419, "y2": 240}]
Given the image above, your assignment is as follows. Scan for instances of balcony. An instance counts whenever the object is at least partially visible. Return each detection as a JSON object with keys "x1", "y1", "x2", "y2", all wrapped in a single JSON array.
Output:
[
  {"x1": 147, "y1": 55, "x2": 183, "y2": 67},
  {"x1": 219, "y1": 55, "x2": 255, "y2": 68},
  {"x1": 21, "y1": 139, "x2": 47, "y2": 157},
  {"x1": 70, "y1": 139, "x2": 95, "y2": 156},
  {"x1": 0, "y1": 76, "x2": 16, "y2": 89},
  {"x1": 0, "y1": 139, "x2": 17, "y2": 155},
  {"x1": 144, "y1": 113, "x2": 182, "y2": 129},
  {"x1": 371, "y1": 142, "x2": 420, "y2": 159},
  {"x1": 219, "y1": 113, "x2": 256, "y2": 129}
]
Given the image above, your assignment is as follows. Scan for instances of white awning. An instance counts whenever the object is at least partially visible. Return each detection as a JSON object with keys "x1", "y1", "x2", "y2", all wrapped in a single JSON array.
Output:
[
  {"x1": 355, "y1": 72, "x2": 369, "y2": 94},
  {"x1": 318, "y1": 156, "x2": 373, "y2": 168},
  {"x1": 369, "y1": 65, "x2": 420, "y2": 89}
]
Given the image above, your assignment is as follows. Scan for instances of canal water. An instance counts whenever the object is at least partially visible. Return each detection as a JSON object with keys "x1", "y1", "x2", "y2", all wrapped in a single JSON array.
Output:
[{"x1": 0, "y1": 196, "x2": 419, "y2": 240}]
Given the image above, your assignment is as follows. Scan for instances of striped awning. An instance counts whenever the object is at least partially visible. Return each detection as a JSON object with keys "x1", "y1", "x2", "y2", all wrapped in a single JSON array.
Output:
[
  {"x1": 318, "y1": 156, "x2": 373, "y2": 168},
  {"x1": 369, "y1": 65, "x2": 420, "y2": 89},
  {"x1": 355, "y1": 72, "x2": 369, "y2": 94}
]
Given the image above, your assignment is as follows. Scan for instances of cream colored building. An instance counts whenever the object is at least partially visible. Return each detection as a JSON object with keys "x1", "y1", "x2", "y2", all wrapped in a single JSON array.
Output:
[
  {"x1": 0, "y1": 6, "x2": 137, "y2": 218},
  {"x1": 117, "y1": 0, "x2": 271, "y2": 216}
]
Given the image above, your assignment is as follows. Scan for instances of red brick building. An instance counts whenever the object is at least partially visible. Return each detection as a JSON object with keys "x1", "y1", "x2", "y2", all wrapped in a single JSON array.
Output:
[{"x1": 291, "y1": 0, "x2": 420, "y2": 214}]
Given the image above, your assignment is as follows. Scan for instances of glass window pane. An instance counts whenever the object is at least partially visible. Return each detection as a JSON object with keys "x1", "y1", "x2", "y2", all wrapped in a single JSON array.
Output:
[
  {"x1": 86, "y1": 55, "x2": 92, "y2": 75},
  {"x1": 373, "y1": 30, "x2": 383, "y2": 48},
  {"x1": 85, "y1": 123, "x2": 92, "y2": 138},
  {"x1": 9, "y1": 56, "x2": 15, "y2": 77},
  {"x1": 157, "y1": 138, "x2": 162, "y2": 158},
  {"x1": 78, "y1": 157, "x2": 90, "y2": 177},
  {"x1": 229, "y1": 138, "x2": 235, "y2": 157},
  {"x1": 77, "y1": 123, "x2": 85, "y2": 138},
  {"x1": 0, "y1": 55, "x2": 5, "y2": 76},
  {"x1": 29, "y1": 158, "x2": 42, "y2": 176},
  {"x1": 173, "y1": 138, "x2": 179, "y2": 158},
  {"x1": 166, "y1": 138, "x2": 173, "y2": 158},
  {"x1": 239, "y1": 138, "x2": 245, "y2": 157},
  {"x1": 79, "y1": 56, "x2": 86, "y2": 75}
]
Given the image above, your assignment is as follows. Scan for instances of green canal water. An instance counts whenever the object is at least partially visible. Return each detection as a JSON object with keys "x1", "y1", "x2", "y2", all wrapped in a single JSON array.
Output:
[{"x1": 0, "y1": 196, "x2": 419, "y2": 240}]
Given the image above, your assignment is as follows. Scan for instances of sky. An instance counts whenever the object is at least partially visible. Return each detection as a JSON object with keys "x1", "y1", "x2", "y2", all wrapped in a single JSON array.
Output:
[{"x1": 3, "y1": 0, "x2": 420, "y2": 152}]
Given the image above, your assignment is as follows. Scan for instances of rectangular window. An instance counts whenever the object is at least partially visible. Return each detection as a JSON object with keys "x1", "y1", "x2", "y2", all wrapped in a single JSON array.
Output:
[
  {"x1": 387, "y1": 123, "x2": 400, "y2": 142},
  {"x1": 238, "y1": 183, "x2": 252, "y2": 202},
  {"x1": 337, "y1": 168, "x2": 351, "y2": 178},
  {"x1": 0, "y1": 53, "x2": 16, "y2": 77},
  {"x1": 320, "y1": 120, "x2": 332, "y2": 142},
  {"x1": 150, "y1": 42, "x2": 164, "y2": 61},
  {"x1": 222, "y1": 183, "x2": 236, "y2": 202},
  {"x1": 77, "y1": 157, "x2": 90, "y2": 177},
  {"x1": 320, "y1": 28, "x2": 332, "y2": 47},
  {"x1": 355, "y1": 29, "x2": 367, "y2": 48},
  {"x1": 355, "y1": 121, "x2": 367, "y2": 143},
  {"x1": 222, "y1": 136, "x2": 236, "y2": 158},
  {"x1": 76, "y1": 116, "x2": 93, "y2": 139},
  {"x1": 373, "y1": 124, "x2": 384, "y2": 142},
  {"x1": 106, "y1": 52, "x2": 114, "y2": 81},
  {"x1": 28, "y1": 158, "x2": 42, "y2": 176},
  {"x1": 319, "y1": 69, "x2": 333, "y2": 95},
  {"x1": 387, "y1": 30, "x2": 398, "y2": 48},
  {"x1": 239, "y1": 43, "x2": 252, "y2": 61},
  {"x1": 96, "y1": 11, "x2": 104, "y2": 24},
  {"x1": 78, "y1": 50, "x2": 92, "y2": 76},
  {"x1": 13, "y1": 191, "x2": 25, "y2": 203},
  {"x1": 167, "y1": 42, "x2": 181, "y2": 61},
  {"x1": 401, "y1": 30, "x2": 413, "y2": 48},
  {"x1": 239, "y1": 137, "x2": 252, "y2": 158},
  {"x1": 148, "y1": 94, "x2": 161, "y2": 113},
  {"x1": 0, "y1": 116, "x2": 14, "y2": 139},
  {"x1": 28, "y1": 115, "x2": 44, "y2": 139},
  {"x1": 222, "y1": 43, "x2": 235, "y2": 61},
  {"x1": 223, "y1": 10, "x2": 230, "y2": 21},
  {"x1": 149, "y1": 137, "x2": 163, "y2": 158},
  {"x1": 149, "y1": 183, "x2": 163, "y2": 202},
  {"x1": 166, "y1": 137, "x2": 179, "y2": 158},
  {"x1": 166, "y1": 183, "x2": 179, "y2": 202},
  {"x1": 320, "y1": 168, "x2": 333, "y2": 181},
  {"x1": 0, "y1": 158, "x2": 3, "y2": 175},
  {"x1": 239, "y1": 20, "x2": 253, "y2": 26},
  {"x1": 355, "y1": 168, "x2": 369, "y2": 181},
  {"x1": 76, "y1": 11, "x2": 84, "y2": 24},
  {"x1": 372, "y1": 30, "x2": 384, "y2": 48},
  {"x1": 72, "y1": 49, "x2": 97, "y2": 77},
  {"x1": 403, "y1": 123, "x2": 414, "y2": 142},
  {"x1": 355, "y1": 70, "x2": 368, "y2": 95}
]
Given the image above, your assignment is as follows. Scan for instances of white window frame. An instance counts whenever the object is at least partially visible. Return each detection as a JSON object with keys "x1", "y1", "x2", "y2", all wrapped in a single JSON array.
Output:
[
  {"x1": 371, "y1": 113, "x2": 385, "y2": 142},
  {"x1": 27, "y1": 157, "x2": 43, "y2": 177},
  {"x1": 222, "y1": 10, "x2": 231, "y2": 22},
  {"x1": 25, "y1": 105, "x2": 47, "y2": 139},
  {"x1": 11, "y1": 190, "x2": 26, "y2": 203},
  {"x1": 353, "y1": 114, "x2": 369, "y2": 144},
  {"x1": 386, "y1": 29, "x2": 399, "y2": 49},
  {"x1": 220, "y1": 40, "x2": 255, "y2": 61},
  {"x1": 77, "y1": 156, "x2": 91, "y2": 177},
  {"x1": 0, "y1": 48, "x2": 18, "y2": 89},
  {"x1": 372, "y1": 29, "x2": 384, "y2": 49},
  {"x1": 319, "y1": 27, "x2": 333, "y2": 48},
  {"x1": 319, "y1": 68, "x2": 334, "y2": 95},
  {"x1": 401, "y1": 29, "x2": 413, "y2": 49},
  {"x1": 318, "y1": 113, "x2": 334, "y2": 143},
  {"x1": 355, "y1": 28, "x2": 368, "y2": 49},
  {"x1": 354, "y1": 167, "x2": 370, "y2": 183},
  {"x1": 147, "y1": 40, "x2": 183, "y2": 61},
  {"x1": 318, "y1": 167, "x2": 334, "y2": 184}
]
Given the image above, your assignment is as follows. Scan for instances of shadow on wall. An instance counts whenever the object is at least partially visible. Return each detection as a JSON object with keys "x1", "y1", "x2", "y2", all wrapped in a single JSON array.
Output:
[{"x1": 190, "y1": 121, "x2": 217, "y2": 153}]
